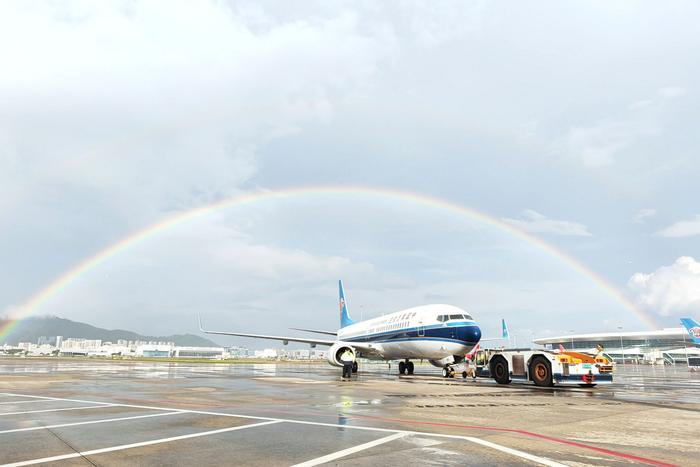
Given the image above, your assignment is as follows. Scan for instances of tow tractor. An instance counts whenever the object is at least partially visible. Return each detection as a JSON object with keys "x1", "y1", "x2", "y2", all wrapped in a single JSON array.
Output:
[{"x1": 471, "y1": 348, "x2": 614, "y2": 387}]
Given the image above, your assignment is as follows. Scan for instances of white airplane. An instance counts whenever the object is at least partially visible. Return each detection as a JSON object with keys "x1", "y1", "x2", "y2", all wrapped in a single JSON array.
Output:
[{"x1": 198, "y1": 281, "x2": 482, "y2": 377}]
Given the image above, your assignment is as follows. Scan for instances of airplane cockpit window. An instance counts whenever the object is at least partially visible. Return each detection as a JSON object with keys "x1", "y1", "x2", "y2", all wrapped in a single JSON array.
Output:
[
  {"x1": 437, "y1": 315, "x2": 445, "y2": 322},
  {"x1": 449, "y1": 314, "x2": 463, "y2": 320},
  {"x1": 464, "y1": 313, "x2": 473, "y2": 320}
]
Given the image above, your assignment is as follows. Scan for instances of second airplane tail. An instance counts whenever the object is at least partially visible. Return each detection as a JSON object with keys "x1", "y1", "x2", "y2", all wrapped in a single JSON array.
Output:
[{"x1": 680, "y1": 317, "x2": 700, "y2": 344}]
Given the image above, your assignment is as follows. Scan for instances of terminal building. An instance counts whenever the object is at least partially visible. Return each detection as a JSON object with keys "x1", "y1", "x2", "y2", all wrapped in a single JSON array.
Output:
[{"x1": 533, "y1": 327, "x2": 700, "y2": 365}]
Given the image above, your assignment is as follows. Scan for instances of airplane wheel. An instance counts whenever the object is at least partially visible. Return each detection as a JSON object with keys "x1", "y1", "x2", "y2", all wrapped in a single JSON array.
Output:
[
  {"x1": 398, "y1": 361, "x2": 406, "y2": 375},
  {"x1": 407, "y1": 362, "x2": 414, "y2": 375},
  {"x1": 462, "y1": 371, "x2": 467, "y2": 379},
  {"x1": 449, "y1": 367, "x2": 455, "y2": 378},
  {"x1": 352, "y1": 361, "x2": 358, "y2": 373},
  {"x1": 442, "y1": 367, "x2": 448, "y2": 378}
]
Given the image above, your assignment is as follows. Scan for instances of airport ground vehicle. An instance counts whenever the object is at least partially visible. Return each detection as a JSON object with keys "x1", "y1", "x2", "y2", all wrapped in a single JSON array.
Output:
[{"x1": 471, "y1": 348, "x2": 614, "y2": 387}]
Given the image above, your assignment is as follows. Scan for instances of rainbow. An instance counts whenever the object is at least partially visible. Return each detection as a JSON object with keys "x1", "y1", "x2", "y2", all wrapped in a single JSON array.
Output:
[{"x1": 0, "y1": 185, "x2": 659, "y2": 341}]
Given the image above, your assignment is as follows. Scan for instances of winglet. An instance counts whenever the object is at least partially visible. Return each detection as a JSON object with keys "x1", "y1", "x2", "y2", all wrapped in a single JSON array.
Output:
[{"x1": 197, "y1": 313, "x2": 205, "y2": 332}]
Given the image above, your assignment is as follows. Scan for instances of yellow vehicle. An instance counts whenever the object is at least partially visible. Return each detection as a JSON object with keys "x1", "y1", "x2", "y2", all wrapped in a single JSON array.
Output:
[{"x1": 473, "y1": 348, "x2": 614, "y2": 387}]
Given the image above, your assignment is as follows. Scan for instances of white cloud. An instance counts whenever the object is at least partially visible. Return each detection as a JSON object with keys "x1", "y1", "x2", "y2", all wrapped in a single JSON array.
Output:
[
  {"x1": 502, "y1": 210, "x2": 592, "y2": 237},
  {"x1": 552, "y1": 84, "x2": 689, "y2": 168},
  {"x1": 656, "y1": 215, "x2": 700, "y2": 237},
  {"x1": 552, "y1": 119, "x2": 635, "y2": 168},
  {"x1": 628, "y1": 99, "x2": 654, "y2": 111},
  {"x1": 633, "y1": 208, "x2": 657, "y2": 223},
  {"x1": 628, "y1": 256, "x2": 700, "y2": 317},
  {"x1": 0, "y1": 1, "x2": 393, "y2": 223},
  {"x1": 658, "y1": 86, "x2": 687, "y2": 99}
]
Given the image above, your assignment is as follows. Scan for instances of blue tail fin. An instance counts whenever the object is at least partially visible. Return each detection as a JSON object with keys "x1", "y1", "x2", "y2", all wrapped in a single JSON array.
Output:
[
  {"x1": 339, "y1": 280, "x2": 354, "y2": 328},
  {"x1": 501, "y1": 319, "x2": 510, "y2": 339},
  {"x1": 680, "y1": 317, "x2": 700, "y2": 344}
]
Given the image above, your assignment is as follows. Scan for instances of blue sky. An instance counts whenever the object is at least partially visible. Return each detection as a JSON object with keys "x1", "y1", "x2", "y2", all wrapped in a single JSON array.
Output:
[{"x1": 1, "y1": 1, "x2": 699, "y2": 345}]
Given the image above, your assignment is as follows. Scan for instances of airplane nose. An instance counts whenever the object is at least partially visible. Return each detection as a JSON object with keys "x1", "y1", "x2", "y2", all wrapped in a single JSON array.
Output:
[
  {"x1": 471, "y1": 326, "x2": 482, "y2": 343},
  {"x1": 458, "y1": 325, "x2": 481, "y2": 344}
]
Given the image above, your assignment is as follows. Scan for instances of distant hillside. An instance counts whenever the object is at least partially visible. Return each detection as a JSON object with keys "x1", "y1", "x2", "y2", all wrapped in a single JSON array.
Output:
[{"x1": 0, "y1": 315, "x2": 220, "y2": 347}]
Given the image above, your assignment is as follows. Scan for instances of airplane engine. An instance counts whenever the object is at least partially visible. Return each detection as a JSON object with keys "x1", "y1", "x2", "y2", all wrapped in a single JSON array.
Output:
[
  {"x1": 327, "y1": 342, "x2": 356, "y2": 367},
  {"x1": 428, "y1": 355, "x2": 465, "y2": 368}
]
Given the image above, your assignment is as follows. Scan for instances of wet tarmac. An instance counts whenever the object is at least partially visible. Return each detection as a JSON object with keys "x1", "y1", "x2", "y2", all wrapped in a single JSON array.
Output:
[{"x1": 0, "y1": 358, "x2": 698, "y2": 466}]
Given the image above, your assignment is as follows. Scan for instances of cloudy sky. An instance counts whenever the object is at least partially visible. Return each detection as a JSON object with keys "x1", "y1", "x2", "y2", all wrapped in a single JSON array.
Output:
[{"x1": 2, "y1": 1, "x2": 699, "y2": 346}]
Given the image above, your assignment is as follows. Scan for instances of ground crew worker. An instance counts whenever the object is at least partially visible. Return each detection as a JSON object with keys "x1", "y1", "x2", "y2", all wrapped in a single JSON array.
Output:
[
  {"x1": 340, "y1": 348, "x2": 355, "y2": 378},
  {"x1": 465, "y1": 359, "x2": 476, "y2": 379}
]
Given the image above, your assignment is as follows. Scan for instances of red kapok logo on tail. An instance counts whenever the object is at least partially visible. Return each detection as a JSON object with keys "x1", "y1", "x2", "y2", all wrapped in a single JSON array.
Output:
[{"x1": 689, "y1": 327, "x2": 700, "y2": 338}]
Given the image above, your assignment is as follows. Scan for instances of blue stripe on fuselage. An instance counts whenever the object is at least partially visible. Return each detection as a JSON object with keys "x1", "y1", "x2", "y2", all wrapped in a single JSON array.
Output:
[{"x1": 342, "y1": 322, "x2": 481, "y2": 346}]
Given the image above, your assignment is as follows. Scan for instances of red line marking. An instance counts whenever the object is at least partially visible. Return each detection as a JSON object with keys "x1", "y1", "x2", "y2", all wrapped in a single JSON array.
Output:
[{"x1": 350, "y1": 413, "x2": 677, "y2": 467}]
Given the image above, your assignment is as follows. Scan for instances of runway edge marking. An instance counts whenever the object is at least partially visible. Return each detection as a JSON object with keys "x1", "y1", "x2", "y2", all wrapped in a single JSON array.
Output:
[{"x1": 0, "y1": 420, "x2": 282, "y2": 467}]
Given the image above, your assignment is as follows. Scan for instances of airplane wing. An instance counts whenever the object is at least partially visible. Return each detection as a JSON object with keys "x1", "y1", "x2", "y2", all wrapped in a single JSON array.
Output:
[
  {"x1": 198, "y1": 315, "x2": 336, "y2": 347},
  {"x1": 289, "y1": 327, "x2": 337, "y2": 336}
]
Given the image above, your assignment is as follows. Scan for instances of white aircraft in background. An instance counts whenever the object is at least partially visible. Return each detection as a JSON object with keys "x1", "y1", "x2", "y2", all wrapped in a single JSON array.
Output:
[{"x1": 199, "y1": 281, "x2": 483, "y2": 377}]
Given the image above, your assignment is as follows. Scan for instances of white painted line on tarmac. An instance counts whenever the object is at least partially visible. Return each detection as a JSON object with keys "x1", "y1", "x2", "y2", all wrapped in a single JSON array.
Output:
[
  {"x1": 291, "y1": 432, "x2": 407, "y2": 467},
  {"x1": 0, "y1": 405, "x2": 116, "y2": 417},
  {"x1": 0, "y1": 392, "x2": 563, "y2": 467},
  {"x1": 0, "y1": 411, "x2": 183, "y2": 435},
  {"x1": 0, "y1": 400, "x2": 57, "y2": 406},
  {"x1": 464, "y1": 437, "x2": 567, "y2": 467},
  {"x1": 0, "y1": 420, "x2": 282, "y2": 467},
  {"x1": 0, "y1": 393, "x2": 117, "y2": 407}
]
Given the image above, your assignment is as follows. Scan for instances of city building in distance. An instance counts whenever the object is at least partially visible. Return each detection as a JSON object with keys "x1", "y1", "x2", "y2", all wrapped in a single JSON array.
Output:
[{"x1": 0, "y1": 336, "x2": 327, "y2": 360}]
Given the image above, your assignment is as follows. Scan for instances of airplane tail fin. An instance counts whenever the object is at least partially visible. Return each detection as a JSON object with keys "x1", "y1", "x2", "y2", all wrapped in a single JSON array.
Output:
[
  {"x1": 680, "y1": 317, "x2": 700, "y2": 344},
  {"x1": 339, "y1": 280, "x2": 354, "y2": 328},
  {"x1": 501, "y1": 319, "x2": 510, "y2": 339}
]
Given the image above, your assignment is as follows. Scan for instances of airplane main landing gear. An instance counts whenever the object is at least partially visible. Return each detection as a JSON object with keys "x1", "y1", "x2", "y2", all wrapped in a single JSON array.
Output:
[
  {"x1": 442, "y1": 366, "x2": 455, "y2": 378},
  {"x1": 398, "y1": 360, "x2": 415, "y2": 375}
]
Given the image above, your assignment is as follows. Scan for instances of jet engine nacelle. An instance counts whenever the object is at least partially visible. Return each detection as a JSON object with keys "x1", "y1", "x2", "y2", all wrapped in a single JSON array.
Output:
[
  {"x1": 327, "y1": 342, "x2": 356, "y2": 367},
  {"x1": 428, "y1": 355, "x2": 465, "y2": 368}
]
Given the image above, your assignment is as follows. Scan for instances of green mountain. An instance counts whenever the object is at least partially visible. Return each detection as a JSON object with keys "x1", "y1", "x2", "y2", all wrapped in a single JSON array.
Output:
[{"x1": 0, "y1": 315, "x2": 220, "y2": 347}]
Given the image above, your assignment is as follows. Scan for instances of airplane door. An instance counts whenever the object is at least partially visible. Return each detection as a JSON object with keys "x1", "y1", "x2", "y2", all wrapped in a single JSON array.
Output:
[{"x1": 418, "y1": 322, "x2": 425, "y2": 337}]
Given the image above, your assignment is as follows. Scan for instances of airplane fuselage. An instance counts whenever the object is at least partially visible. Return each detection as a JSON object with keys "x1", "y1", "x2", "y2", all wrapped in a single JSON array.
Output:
[{"x1": 337, "y1": 304, "x2": 482, "y2": 361}]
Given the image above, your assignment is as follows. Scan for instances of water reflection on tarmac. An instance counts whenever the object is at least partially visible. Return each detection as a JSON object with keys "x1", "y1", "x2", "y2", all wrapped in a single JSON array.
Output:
[
  {"x1": 2, "y1": 359, "x2": 698, "y2": 405},
  {"x1": 0, "y1": 358, "x2": 698, "y2": 466}
]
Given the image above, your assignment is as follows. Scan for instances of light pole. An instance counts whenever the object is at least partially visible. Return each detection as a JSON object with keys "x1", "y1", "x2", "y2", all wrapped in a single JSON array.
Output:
[{"x1": 618, "y1": 326, "x2": 624, "y2": 365}]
